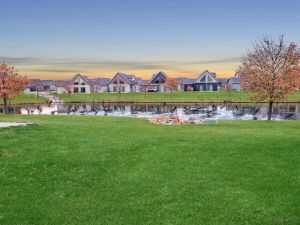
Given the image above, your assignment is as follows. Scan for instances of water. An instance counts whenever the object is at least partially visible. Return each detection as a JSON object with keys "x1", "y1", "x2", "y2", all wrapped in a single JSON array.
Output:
[{"x1": 9, "y1": 103, "x2": 300, "y2": 120}]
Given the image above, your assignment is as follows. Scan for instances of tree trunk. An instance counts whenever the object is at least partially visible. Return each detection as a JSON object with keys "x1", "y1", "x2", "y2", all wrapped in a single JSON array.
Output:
[
  {"x1": 3, "y1": 97, "x2": 8, "y2": 114},
  {"x1": 267, "y1": 100, "x2": 273, "y2": 120}
]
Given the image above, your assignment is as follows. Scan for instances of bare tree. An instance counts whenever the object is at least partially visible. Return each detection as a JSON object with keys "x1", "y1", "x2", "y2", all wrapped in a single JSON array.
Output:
[
  {"x1": 165, "y1": 78, "x2": 179, "y2": 93},
  {"x1": 237, "y1": 36, "x2": 300, "y2": 120},
  {"x1": 224, "y1": 83, "x2": 231, "y2": 97},
  {"x1": 65, "y1": 82, "x2": 72, "y2": 94},
  {"x1": 0, "y1": 63, "x2": 28, "y2": 114}
]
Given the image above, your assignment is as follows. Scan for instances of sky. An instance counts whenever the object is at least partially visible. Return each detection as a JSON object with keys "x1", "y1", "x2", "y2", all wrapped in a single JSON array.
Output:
[{"x1": 1, "y1": 0, "x2": 300, "y2": 80}]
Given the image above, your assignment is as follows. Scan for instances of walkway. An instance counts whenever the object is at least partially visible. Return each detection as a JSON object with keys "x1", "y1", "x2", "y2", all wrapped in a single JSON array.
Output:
[{"x1": 37, "y1": 92, "x2": 64, "y2": 104}]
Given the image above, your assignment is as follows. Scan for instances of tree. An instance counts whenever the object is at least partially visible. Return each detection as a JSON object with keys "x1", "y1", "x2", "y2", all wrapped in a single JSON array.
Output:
[
  {"x1": 142, "y1": 83, "x2": 151, "y2": 99},
  {"x1": 237, "y1": 36, "x2": 300, "y2": 120},
  {"x1": 65, "y1": 82, "x2": 72, "y2": 94},
  {"x1": 0, "y1": 63, "x2": 28, "y2": 114},
  {"x1": 224, "y1": 82, "x2": 231, "y2": 97},
  {"x1": 165, "y1": 78, "x2": 179, "y2": 93}
]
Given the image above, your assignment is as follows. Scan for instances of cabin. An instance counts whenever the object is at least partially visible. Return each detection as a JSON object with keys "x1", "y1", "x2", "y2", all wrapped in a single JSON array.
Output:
[
  {"x1": 70, "y1": 74, "x2": 91, "y2": 93},
  {"x1": 194, "y1": 70, "x2": 218, "y2": 91},
  {"x1": 148, "y1": 71, "x2": 168, "y2": 92},
  {"x1": 226, "y1": 77, "x2": 242, "y2": 91},
  {"x1": 108, "y1": 73, "x2": 140, "y2": 93}
]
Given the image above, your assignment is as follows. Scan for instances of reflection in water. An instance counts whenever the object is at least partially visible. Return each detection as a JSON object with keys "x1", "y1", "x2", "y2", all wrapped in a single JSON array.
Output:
[{"x1": 16, "y1": 103, "x2": 300, "y2": 120}]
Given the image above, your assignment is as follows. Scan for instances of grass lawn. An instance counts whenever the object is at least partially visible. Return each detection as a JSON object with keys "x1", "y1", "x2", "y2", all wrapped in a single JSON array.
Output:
[
  {"x1": 0, "y1": 115, "x2": 299, "y2": 224},
  {"x1": 7, "y1": 94, "x2": 47, "y2": 105},
  {"x1": 55, "y1": 91, "x2": 300, "y2": 103}
]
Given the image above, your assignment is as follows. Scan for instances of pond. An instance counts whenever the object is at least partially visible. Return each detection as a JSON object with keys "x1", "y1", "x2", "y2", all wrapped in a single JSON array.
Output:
[{"x1": 6, "y1": 103, "x2": 300, "y2": 120}]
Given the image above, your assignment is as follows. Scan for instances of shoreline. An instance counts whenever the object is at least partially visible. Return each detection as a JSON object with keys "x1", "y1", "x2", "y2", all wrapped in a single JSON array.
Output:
[{"x1": 2, "y1": 100, "x2": 300, "y2": 106}]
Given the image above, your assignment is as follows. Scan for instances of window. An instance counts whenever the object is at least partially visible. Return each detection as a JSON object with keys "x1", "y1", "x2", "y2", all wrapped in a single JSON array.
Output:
[
  {"x1": 81, "y1": 87, "x2": 86, "y2": 93},
  {"x1": 200, "y1": 76, "x2": 206, "y2": 82},
  {"x1": 73, "y1": 82, "x2": 79, "y2": 85},
  {"x1": 113, "y1": 86, "x2": 117, "y2": 92},
  {"x1": 113, "y1": 80, "x2": 118, "y2": 84},
  {"x1": 81, "y1": 82, "x2": 85, "y2": 85},
  {"x1": 121, "y1": 86, "x2": 125, "y2": 92},
  {"x1": 120, "y1": 80, "x2": 125, "y2": 84},
  {"x1": 74, "y1": 87, "x2": 79, "y2": 93},
  {"x1": 207, "y1": 76, "x2": 213, "y2": 82}
]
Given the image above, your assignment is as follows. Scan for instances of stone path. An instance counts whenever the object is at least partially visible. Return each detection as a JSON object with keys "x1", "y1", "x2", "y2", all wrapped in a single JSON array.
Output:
[{"x1": 37, "y1": 92, "x2": 64, "y2": 104}]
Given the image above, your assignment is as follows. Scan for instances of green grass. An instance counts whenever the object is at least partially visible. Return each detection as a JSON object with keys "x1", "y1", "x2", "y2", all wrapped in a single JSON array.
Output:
[
  {"x1": 6, "y1": 94, "x2": 47, "y2": 105},
  {"x1": 0, "y1": 115, "x2": 299, "y2": 224},
  {"x1": 55, "y1": 91, "x2": 300, "y2": 103}
]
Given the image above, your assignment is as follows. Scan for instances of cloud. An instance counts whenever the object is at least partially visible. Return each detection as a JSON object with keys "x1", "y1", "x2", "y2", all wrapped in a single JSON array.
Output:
[
  {"x1": 0, "y1": 55, "x2": 179, "y2": 71},
  {"x1": 0, "y1": 56, "x2": 42, "y2": 64},
  {"x1": 188, "y1": 57, "x2": 241, "y2": 65},
  {"x1": 28, "y1": 68, "x2": 88, "y2": 73},
  {"x1": 0, "y1": 55, "x2": 241, "y2": 74}
]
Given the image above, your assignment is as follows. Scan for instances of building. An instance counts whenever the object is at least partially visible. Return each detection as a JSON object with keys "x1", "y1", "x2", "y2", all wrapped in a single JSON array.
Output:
[
  {"x1": 176, "y1": 77, "x2": 195, "y2": 91},
  {"x1": 194, "y1": 70, "x2": 218, "y2": 91},
  {"x1": 89, "y1": 78, "x2": 110, "y2": 93},
  {"x1": 24, "y1": 79, "x2": 44, "y2": 93},
  {"x1": 42, "y1": 80, "x2": 57, "y2": 92},
  {"x1": 137, "y1": 79, "x2": 150, "y2": 92},
  {"x1": 227, "y1": 77, "x2": 242, "y2": 91},
  {"x1": 54, "y1": 80, "x2": 69, "y2": 94},
  {"x1": 148, "y1": 71, "x2": 168, "y2": 92},
  {"x1": 216, "y1": 78, "x2": 229, "y2": 91},
  {"x1": 108, "y1": 72, "x2": 140, "y2": 93},
  {"x1": 69, "y1": 74, "x2": 91, "y2": 93}
]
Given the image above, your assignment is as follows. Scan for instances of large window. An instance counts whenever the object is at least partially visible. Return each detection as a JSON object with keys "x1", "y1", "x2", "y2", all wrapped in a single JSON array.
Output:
[
  {"x1": 73, "y1": 87, "x2": 79, "y2": 93},
  {"x1": 81, "y1": 87, "x2": 86, "y2": 93}
]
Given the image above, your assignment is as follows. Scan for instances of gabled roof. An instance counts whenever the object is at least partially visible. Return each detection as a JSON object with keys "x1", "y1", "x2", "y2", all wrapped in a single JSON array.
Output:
[
  {"x1": 216, "y1": 78, "x2": 229, "y2": 85},
  {"x1": 28, "y1": 79, "x2": 43, "y2": 87},
  {"x1": 149, "y1": 71, "x2": 168, "y2": 84},
  {"x1": 42, "y1": 80, "x2": 55, "y2": 86},
  {"x1": 227, "y1": 77, "x2": 241, "y2": 84},
  {"x1": 176, "y1": 77, "x2": 195, "y2": 85},
  {"x1": 89, "y1": 78, "x2": 111, "y2": 86},
  {"x1": 195, "y1": 70, "x2": 218, "y2": 83},
  {"x1": 54, "y1": 80, "x2": 69, "y2": 87},
  {"x1": 139, "y1": 79, "x2": 150, "y2": 85},
  {"x1": 108, "y1": 72, "x2": 139, "y2": 85},
  {"x1": 70, "y1": 73, "x2": 90, "y2": 84}
]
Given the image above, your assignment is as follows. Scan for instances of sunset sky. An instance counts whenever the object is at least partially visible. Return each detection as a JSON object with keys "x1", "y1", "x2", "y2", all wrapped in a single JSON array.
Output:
[{"x1": 1, "y1": 0, "x2": 300, "y2": 80}]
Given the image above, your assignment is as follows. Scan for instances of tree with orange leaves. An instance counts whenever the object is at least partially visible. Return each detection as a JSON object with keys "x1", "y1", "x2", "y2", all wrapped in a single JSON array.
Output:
[
  {"x1": 237, "y1": 36, "x2": 300, "y2": 120},
  {"x1": 0, "y1": 63, "x2": 28, "y2": 114},
  {"x1": 165, "y1": 78, "x2": 179, "y2": 93}
]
